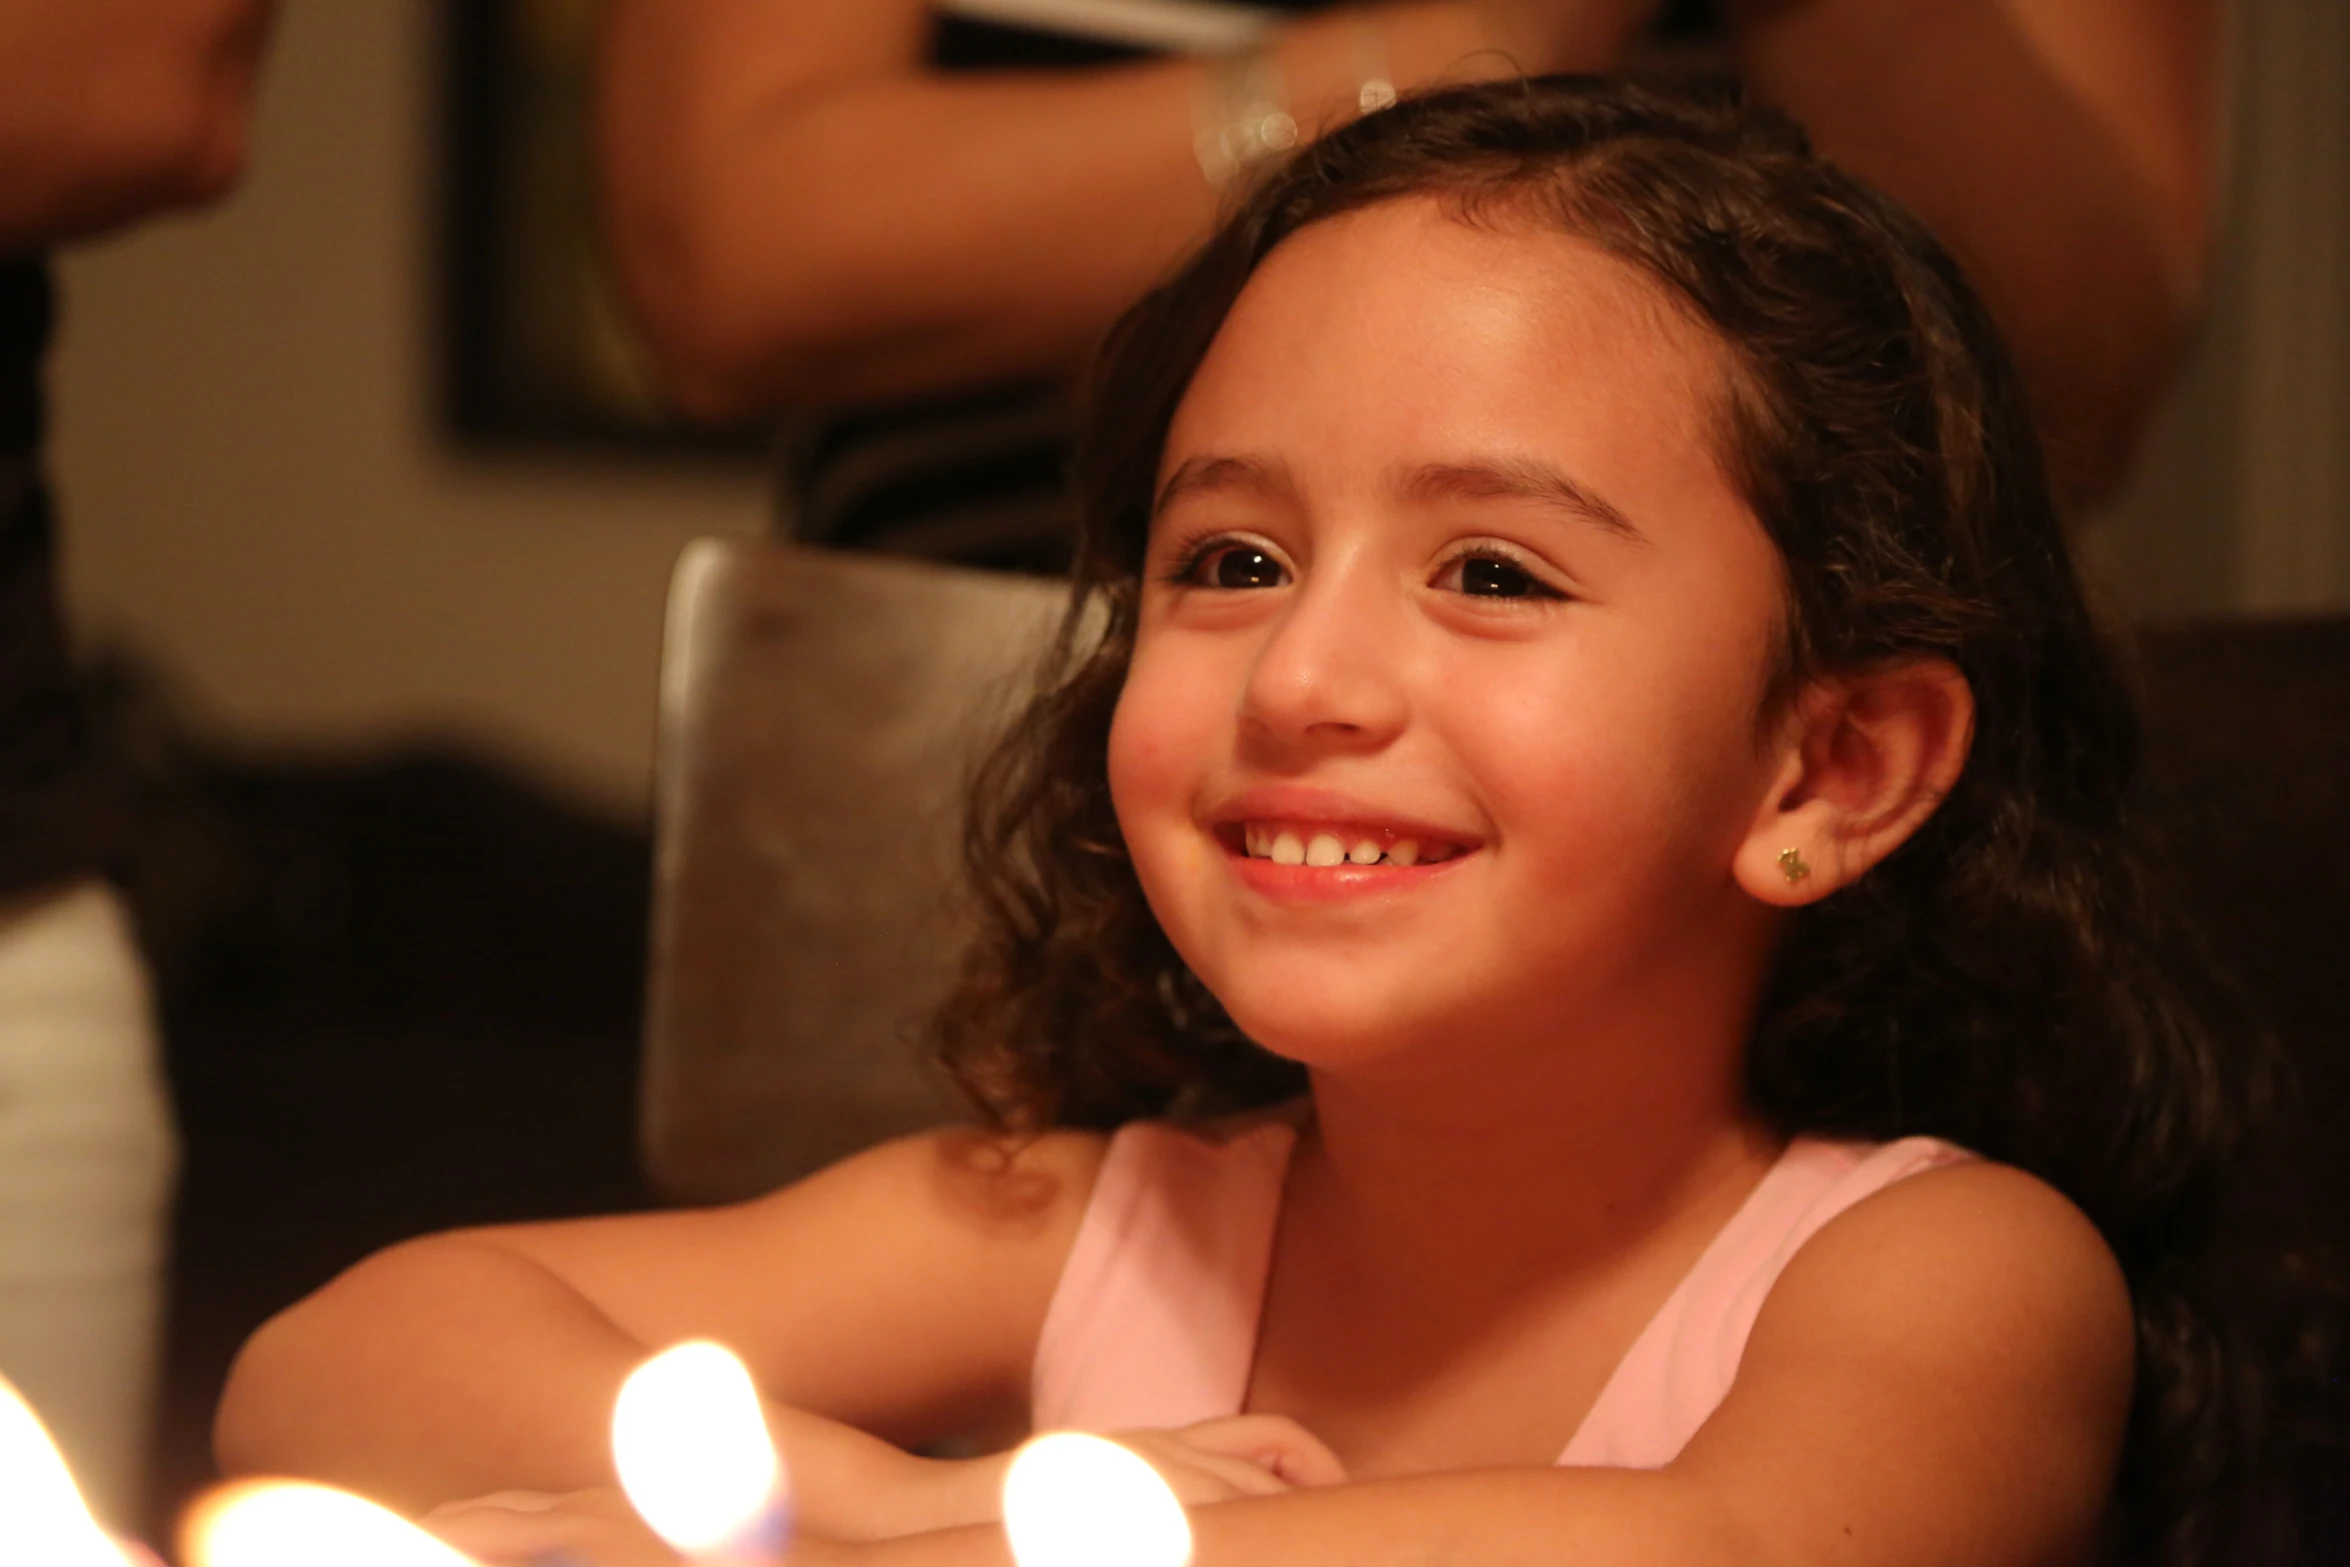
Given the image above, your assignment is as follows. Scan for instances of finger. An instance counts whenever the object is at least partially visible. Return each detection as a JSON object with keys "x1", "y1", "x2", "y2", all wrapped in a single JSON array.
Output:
[
  {"x1": 423, "y1": 1506, "x2": 581, "y2": 1560},
  {"x1": 1161, "y1": 1443, "x2": 1294, "y2": 1498},
  {"x1": 427, "y1": 1514, "x2": 674, "y2": 1567},
  {"x1": 424, "y1": 1491, "x2": 569, "y2": 1522},
  {"x1": 544, "y1": 1518, "x2": 686, "y2": 1567},
  {"x1": 1106, "y1": 1430, "x2": 1291, "y2": 1503},
  {"x1": 1175, "y1": 1414, "x2": 1349, "y2": 1487}
]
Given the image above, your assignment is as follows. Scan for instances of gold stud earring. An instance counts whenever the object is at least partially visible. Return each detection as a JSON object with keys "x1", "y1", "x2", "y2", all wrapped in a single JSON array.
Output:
[{"x1": 1777, "y1": 847, "x2": 1811, "y2": 884}]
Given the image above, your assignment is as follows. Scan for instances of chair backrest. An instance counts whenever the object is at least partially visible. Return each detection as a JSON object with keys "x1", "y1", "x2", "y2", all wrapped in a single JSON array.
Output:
[{"x1": 641, "y1": 539, "x2": 1065, "y2": 1204}]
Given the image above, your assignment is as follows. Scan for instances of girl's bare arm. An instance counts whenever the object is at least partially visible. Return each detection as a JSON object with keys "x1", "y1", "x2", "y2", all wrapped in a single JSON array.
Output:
[
  {"x1": 1729, "y1": 0, "x2": 2226, "y2": 505},
  {"x1": 594, "y1": 1, "x2": 1659, "y2": 418},
  {"x1": 212, "y1": 1129, "x2": 1108, "y2": 1533}
]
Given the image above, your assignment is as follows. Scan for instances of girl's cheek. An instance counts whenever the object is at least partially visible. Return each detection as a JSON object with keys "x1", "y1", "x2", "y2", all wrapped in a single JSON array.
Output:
[
  {"x1": 1105, "y1": 676, "x2": 1198, "y2": 938},
  {"x1": 1106, "y1": 677, "x2": 1169, "y2": 818},
  {"x1": 1109, "y1": 644, "x2": 1193, "y2": 769}
]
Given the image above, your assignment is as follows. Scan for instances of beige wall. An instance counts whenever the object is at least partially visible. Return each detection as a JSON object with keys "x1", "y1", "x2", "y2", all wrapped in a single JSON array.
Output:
[{"x1": 51, "y1": 3, "x2": 763, "y2": 819}]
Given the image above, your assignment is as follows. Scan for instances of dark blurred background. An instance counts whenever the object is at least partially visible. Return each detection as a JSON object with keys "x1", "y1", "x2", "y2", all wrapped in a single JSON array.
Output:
[{"x1": 32, "y1": 0, "x2": 2345, "y2": 1544}]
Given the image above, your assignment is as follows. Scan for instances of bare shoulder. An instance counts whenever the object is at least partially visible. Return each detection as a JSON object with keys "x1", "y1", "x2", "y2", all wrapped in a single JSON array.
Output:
[
  {"x1": 1678, "y1": 1159, "x2": 2134, "y2": 1567},
  {"x1": 1772, "y1": 1157, "x2": 2133, "y2": 1349}
]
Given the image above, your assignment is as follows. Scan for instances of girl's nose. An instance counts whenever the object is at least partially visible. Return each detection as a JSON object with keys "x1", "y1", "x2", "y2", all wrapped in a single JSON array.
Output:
[{"x1": 1236, "y1": 565, "x2": 1409, "y2": 755}]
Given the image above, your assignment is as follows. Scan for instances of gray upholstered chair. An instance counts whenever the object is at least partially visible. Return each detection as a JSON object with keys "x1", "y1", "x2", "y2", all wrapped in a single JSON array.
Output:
[{"x1": 639, "y1": 539, "x2": 1065, "y2": 1204}]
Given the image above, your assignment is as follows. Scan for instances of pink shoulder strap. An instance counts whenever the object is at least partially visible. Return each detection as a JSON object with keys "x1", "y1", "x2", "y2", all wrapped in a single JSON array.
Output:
[
  {"x1": 1030, "y1": 1115, "x2": 1299, "y2": 1433},
  {"x1": 1029, "y1": 1121, "x2": 1972, "y2": 1462},
  {"x1": 1556, "y1": 1134, "x2": 1975, "y2": 1469}
]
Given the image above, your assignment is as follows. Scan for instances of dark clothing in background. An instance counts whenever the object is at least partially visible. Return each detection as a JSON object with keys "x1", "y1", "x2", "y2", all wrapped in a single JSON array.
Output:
[
  {"x1": 782, "y1": 0, "x2": 1722, "y2": 571},
  {"x1": 779, "y1": 0, "x2": 1329, "y2": 573},
  {"x1": 934, "y1": 0, "x2": 1720, "y2": 68},
  {"x1": 0, "y1": 255, "x2": 125, "y2": 897}
]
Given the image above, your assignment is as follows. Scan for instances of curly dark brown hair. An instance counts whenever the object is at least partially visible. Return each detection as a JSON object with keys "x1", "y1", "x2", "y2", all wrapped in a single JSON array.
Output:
[{"x1": 931, "y1": 74, "x2": 2326, "y2": 1566}]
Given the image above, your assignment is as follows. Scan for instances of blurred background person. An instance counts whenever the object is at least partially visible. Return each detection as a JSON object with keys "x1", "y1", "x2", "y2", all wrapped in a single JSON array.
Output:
[
  {"x1": 599, "y1": 0, "x2": 1632, "y2": 568},
  {"x1": 0, "y1": 0, "x2": 276, "y2": 1530},
  {"x1": 598, "y1": 0, "x2": 2224, "y2": 567}
]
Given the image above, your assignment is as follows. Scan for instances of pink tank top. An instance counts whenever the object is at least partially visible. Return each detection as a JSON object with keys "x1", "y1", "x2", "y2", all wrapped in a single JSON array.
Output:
[{"x1": 1030, "y1": 1113, "x2": 1973, "y2": 1468}]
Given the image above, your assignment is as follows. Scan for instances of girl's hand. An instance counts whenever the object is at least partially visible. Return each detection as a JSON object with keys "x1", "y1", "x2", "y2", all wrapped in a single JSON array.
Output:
[
  {"x1": 421, "y1": 1488, "x2": 681, "y2": 1567},
  {"x1": 1110, "y1": 1414, "x2": 1349, "y2": 1503},
  {"x1": 885, "y1": 1416, "x2": 1343, "y2": 1536},
  {"x1": 412, "y1": 1414, "x2": 1344, "y2": 1565}
]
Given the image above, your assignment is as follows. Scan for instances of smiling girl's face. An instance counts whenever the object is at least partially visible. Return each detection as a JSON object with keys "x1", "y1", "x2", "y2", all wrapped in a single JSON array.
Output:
[{"x1": 1108, "y1": 197, "x2": 1798, "y2": 1078}]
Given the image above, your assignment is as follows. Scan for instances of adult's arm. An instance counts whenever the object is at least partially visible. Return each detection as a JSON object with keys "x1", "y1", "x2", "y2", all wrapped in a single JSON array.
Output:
[
  {"x1": 0, "y1": 0, "x2": 275, "y2": 249},
  {"x1": 214, "y1": 1130, "x2": 1108, "y2": 1532},
  {"x1": 1729, "y1": 0, "x2": 2226, "y2": 505},
  {"x1": 595, "y1": 1, "x2": 1657, "y2": 419}
]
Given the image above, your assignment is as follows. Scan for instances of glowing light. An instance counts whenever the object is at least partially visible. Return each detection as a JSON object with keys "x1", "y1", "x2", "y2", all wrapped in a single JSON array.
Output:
[
  {"x1": 0, "y1": 1373, "x2": 131, "y2": 1567},
  {"x1": 182, "y1": 1480, "x2": 482, "y2": 1567},
  {"x1": 612, "y1": 1340, "x2": 785, "y2": 1556},
  {"x1": 1002, "y1": 1433, "x2": 1192, "y2": 1567}
]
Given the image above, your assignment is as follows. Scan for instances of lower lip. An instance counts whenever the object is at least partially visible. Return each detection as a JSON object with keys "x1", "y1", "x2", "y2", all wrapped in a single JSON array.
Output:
[{"x1": 1224, "y1": 847, "x2": 1474, "y2": 903}]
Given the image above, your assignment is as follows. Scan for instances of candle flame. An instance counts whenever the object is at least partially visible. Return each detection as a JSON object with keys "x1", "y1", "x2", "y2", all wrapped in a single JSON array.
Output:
[
  {"x1": 182, "y1": 1480, "x2": 482, "y2": 1567},
  {"x1": 0, "y1": 1372, "x2": 129, "y2": 1567},
  {"x1": 1002, "y1": 1433, "x2": 1192, "y2": 1567},
  {"x1": 612, "y1": 1340, "x2": 785, "y2": 1555}
]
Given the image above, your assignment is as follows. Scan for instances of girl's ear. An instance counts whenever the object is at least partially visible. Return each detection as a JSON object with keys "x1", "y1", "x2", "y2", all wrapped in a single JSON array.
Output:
[{"x1": 1734, "y1": 658, "x2": 1974, "y2": 906}]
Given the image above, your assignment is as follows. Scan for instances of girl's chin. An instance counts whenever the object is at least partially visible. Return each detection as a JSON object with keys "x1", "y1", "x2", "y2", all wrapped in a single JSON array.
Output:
[
  {"x1": 1208, "y1": 961, "x2": 1584, "y2": 1081},
  {"x1": 1214, "y1": 996, "x2": 1436, "y2": 1072}
]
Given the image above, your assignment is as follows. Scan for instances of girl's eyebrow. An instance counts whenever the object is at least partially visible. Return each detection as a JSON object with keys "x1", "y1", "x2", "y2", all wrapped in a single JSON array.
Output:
[
  {"x1": 1153, "y1": 453, "x2": 1645, "y2": 546},
  {"x1": 1396, "y1": 459, "x2": 1648, "y2": 545},
  {"x1": 1153, "y1": 453, "x2": 1297, "y2": 516}
]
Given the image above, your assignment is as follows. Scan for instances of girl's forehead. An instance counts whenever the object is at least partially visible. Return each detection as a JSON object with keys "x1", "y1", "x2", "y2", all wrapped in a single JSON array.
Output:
[
  {"x1": 1162, "y1": 199, "x2": 1737, "y2": 503},
  {"x1": 1254, "y1": 197, "x2": 1710, "y2": 348}
]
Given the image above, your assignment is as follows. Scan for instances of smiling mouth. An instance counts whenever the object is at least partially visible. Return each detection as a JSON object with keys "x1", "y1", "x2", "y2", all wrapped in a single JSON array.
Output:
[{"x1": 1226, "y1": 821, "x2": 1469, "y2": 868}]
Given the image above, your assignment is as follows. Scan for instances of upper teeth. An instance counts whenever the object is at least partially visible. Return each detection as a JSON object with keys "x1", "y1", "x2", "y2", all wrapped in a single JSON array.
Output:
[{"x1": 1245, "y1": 825, "x2": 1436, "y2": 866}]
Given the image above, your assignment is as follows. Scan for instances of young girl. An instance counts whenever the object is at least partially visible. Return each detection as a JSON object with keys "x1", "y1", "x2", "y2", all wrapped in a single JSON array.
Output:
[{"x1": 215, "y1": 77, "x2": 2309, "y2": 1567}]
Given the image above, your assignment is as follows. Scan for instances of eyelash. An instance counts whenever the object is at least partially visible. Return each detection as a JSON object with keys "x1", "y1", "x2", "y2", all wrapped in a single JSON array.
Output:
[
  {"x1": 1433, "y1": 541, "x2": 1571, "y2": 603},
  {"x1": 1162, "y1": 531, "x2": 1572, "y2": 604},
  {"x1": 1160, "y1": 529, "x2": 1231, "y2": 586}
]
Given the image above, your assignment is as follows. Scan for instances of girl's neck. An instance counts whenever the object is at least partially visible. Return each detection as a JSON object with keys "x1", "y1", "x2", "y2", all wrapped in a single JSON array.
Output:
[{"x1": 1290, "y1": 985, "x2": 1781, "y2": 1294}]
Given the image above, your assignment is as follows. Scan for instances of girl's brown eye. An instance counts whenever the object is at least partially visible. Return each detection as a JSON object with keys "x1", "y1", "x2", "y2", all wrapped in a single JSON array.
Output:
[
  {"x1": 1208, "y1": 547, "x2": 1286, "y2": 589},
  {"x1": 1457, "y1": 556, "x2": 1546, "y2": 598}
]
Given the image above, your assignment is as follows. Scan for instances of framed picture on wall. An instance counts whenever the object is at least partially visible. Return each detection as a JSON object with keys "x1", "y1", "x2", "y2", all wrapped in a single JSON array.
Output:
[{"x1": 438, "y1": 0, "x2": 764, "y2": 458}]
